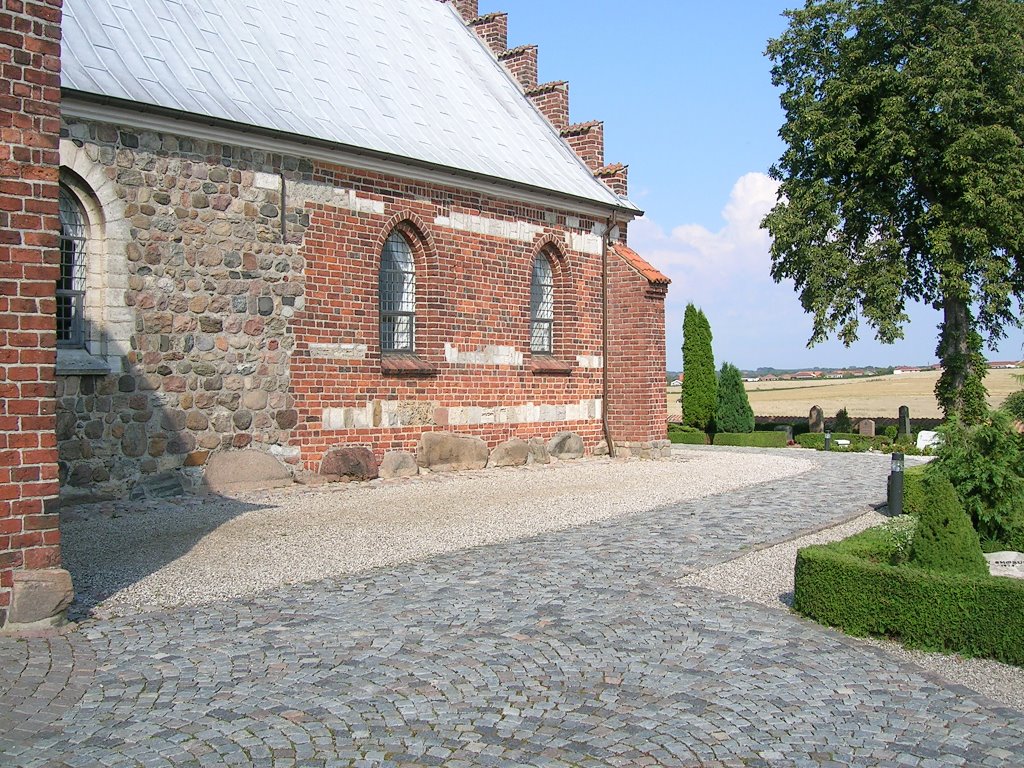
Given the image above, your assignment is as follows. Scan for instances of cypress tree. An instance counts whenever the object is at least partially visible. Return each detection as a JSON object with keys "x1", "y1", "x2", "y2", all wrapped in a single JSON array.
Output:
[
  {"x1": 682, "y1": 304, "x2": 716, "y2": 431},
  {"x1": 716, "y1": 362, "x2": 754, "y2": 433}
]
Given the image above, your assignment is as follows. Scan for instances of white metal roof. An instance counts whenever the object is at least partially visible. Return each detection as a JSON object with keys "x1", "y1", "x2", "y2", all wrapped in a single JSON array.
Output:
[{"x1": 61, "y1": 0, "x2": 635, "y2": 211}]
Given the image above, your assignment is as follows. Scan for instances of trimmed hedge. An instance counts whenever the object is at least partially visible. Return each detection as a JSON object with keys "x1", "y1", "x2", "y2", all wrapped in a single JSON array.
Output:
[
  {"x1": 794, "y1": 545, "x2": 1024, "y2": 665},
  {"x1": 713, "y1": 431, "x2": 788, "y2": 448},
  {"x1": 667, "y1": 425, "x2": 708, "y2": 445},
  {"x1": 795, "y1": 432, "x2": 889, "y2": 451},
  {"x1": 908, "y1": 473, "x2": 988, "y2": 576},
  {"x1": 902, "y1": 464, "x2": 928, "y2": 517}
]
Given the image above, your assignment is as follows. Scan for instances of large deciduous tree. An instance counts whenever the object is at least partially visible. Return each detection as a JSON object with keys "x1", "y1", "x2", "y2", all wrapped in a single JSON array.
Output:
[
  {"x1": 682, "y1": 304, "x2": 716, "y2": 431},
  {"x1": 763, "y1": 0, "x2": 1024, "y2": 424}
]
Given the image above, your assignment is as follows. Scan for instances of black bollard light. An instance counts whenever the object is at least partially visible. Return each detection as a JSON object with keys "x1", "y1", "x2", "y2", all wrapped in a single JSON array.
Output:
[
  {"x1": 824, "y1": 431, "x2": 832, "y2": 451},
  {"x1": 888, "y1": 452, "x2": 905, "y2": 515}
]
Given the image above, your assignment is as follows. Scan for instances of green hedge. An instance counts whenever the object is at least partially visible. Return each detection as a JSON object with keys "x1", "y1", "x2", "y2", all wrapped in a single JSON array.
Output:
[
  {"x1": 713, "y1": 431, "x2": 788, "y2": 448},
  {"x1": 795, "y1": 432, "x2": 894, "y2": 451},
  {"x1": 667, "y1": 425, "x2": 708, "y2": 445},
  {"x1": 902, "y1": 464, "x2": 928, "y2": 517},
  {"x1": 794, "y1": 545, "x2": 1024, "y2": 665}
]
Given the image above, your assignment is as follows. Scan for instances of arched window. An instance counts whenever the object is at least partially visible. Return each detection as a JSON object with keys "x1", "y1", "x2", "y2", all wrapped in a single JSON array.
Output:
[
  {"x1": 380, "y1": 230, "x2": 416, "y2": 352},
  {"x1": 530, "y1": 254, "x2": 554, "y2": 354},
  {"x1": 58, "y1": 186, "x2": 88, "y2": 348}
]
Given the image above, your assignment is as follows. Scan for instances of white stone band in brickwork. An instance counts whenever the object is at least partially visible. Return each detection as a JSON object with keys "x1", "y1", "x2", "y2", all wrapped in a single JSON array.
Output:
[
  {"x1": 321, "y1": 397, "x2": 602, "y2": 430},
  {"x1": 444, "y1": 343, "x2": 523, "y2": 366}
]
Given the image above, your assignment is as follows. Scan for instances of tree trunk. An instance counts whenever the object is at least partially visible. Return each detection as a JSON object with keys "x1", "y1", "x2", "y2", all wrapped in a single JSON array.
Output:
[{"x1": 935, "y1": 295, "x2": 988, "y2": 424}]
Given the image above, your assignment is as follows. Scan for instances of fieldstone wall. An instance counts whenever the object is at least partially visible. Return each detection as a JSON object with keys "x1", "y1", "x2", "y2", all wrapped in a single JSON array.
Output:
[{"x1": 56, "y1": 118, "x2": 309, "y2": 501}]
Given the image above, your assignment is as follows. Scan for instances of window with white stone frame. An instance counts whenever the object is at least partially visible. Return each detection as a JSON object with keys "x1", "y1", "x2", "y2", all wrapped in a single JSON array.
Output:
[
  {"x1": 379, "y1": 231, "x2": 416, "y2": 352},
  {"x1": 530, "y1": 253, "x2": 554, "y2": 354},
  {"x1": 58, "y1": 185, "x2": 88, "y2": 349}
]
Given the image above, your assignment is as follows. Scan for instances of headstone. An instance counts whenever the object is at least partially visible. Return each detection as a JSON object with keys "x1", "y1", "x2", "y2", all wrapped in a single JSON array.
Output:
[
  {"x1": 916, "y1": 430, "x2": 942, "y2": 451},
  {"x1": 379, "y1": 451, "x2": 418, "y2": 479},
  {"x1": 984, "y1": 551, "x2": 1024, "y2": 580},
  {"x1": 130, "y1": 471, "x2": 186, "y2": 500},
  {"x1": 774, "y1": 425, "x2": 794, "y2": 442},
  {"x1": 857, "y1": 419, "x2": 876, "y2": 437},
  {"x1": 898, "y1": 405, "x2": 911, "y2": 438},
  {"x1": 547, "y1": 431, "x2": 584, "y2": 459},
  {"x1": 809, "y1": 406, "x2": 824, "y2": 433},
  {"x1": 416, "y1": 432, "x2": 489, "y2": 472},
  {"x1": 488, "y1": 438, "x2": 530, "y2": 468},
  {"x1": 320, "y1": 446, "x2": 379, "y2": 481}
]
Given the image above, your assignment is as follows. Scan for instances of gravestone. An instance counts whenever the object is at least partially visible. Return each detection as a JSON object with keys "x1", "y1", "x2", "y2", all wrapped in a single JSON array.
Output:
[
  {"x1": 898, "y1": 405, "x2": 911, "y2": 438},
  {"x1": 857, "y1": 419, "x2": 875, "y2": 437},
  {"x1": 809, "y1": 406, "x2": 824, "y2": 433},
  {"x1": 774, "y1": 424, "x2": 794, "y2": 442},
  {"x1": 984, "y1": 551, "x2": 1024, "y2": 580}
]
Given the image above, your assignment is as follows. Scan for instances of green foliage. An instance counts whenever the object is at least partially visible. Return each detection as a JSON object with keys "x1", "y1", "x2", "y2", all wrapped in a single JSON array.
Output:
[
  {"x1": 681, "y1": 304, "x2": 716, "y2": 431},
  {"x1": 902, "y1": 465, "x2": 929, "y2": 518},
  {"x1": 934, "y1": 411, "x2": 1024, "y2": 550},
  {"x1": 712, "y1": 431, "x2": 788, "y2": 448},
  {"x1": 832, "y1": 408, "x2": 852, "y2": 433},
  {"x1": 794, "y1": 544, "x2": 1024, "y2": 665},
  {"x1": 1001, "y1": 390, "x2": 1024, "y2": 421},
  {"x1": 884, "y1": 425, "x2": 899, "y2": 440},
  {"x1": 908, "y1": 474, "x2": 988, "y2": 576},
  {"x1": 763, "y1": 0, "x2": 1024, "y2": 422},
  {"x1": 715, "y1": 362, "x2": 754, "y2": 433},
  {"x1": 795, "y1": 432, "x2": 891, "y2": 452},
  {"x1": 667, "y1": 424, "x2": 708, "y2": 445},
  {"x1": 935, "y1": 318, "x2": 988, "y2": 426}
]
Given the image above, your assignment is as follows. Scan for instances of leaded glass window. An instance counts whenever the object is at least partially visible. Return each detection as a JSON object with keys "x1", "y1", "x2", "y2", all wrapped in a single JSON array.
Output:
[
  {"x1": 58, "y1": 187, "x2": 87, "y2": 348},
  {"x1": 530, "y1": 254, "x2": 554, "y2": 354},
  {"x1": 380, "y1": 231, "x2": 415, "y2": 352}
]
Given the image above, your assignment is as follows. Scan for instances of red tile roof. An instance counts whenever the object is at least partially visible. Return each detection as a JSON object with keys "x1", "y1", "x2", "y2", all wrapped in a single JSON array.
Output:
[{"x1": 613, "y1": 243, "x2": 670, "y2": 285}]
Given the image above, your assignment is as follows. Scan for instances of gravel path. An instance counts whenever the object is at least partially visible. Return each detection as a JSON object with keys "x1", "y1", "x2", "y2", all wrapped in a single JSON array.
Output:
[
  {"x1": 62, "y1": 450, "x2": 814, "y2": 619},
  {"x1": 681, "y1": 508, "x2": 1024, "y2": 712}
]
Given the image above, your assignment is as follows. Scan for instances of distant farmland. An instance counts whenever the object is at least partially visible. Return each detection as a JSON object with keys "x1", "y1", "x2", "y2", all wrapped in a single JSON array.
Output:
[{"x1": 666, "y1": 369, "x2": 1022, "y2": 421}]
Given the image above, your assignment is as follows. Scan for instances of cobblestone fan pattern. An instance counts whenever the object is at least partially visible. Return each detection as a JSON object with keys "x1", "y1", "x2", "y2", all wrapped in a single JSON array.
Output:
[{"x1": 2, "y1": 453, "x2": 1022, "y2": 766}]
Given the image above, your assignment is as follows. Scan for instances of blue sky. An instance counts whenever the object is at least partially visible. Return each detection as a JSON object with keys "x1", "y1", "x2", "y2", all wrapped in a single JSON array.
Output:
[{"x1": 479, "y1": 0, "x2": 1024, "y2": 371}]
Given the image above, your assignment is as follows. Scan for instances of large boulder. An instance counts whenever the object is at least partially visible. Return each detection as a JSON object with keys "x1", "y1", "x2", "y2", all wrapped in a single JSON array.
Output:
[
  {"x1": 417, "y1": 432, "x2": 489, "y2": 472},
  {"x1": 488, "y1": 438, "x2": 529, "y2": 468},
  {"x1": 547, "y1": 431, "x2": 584, "y2": 460},
  {"x1": 202, "y1": 449, "x2": 292, "y2": 494},
  {"x1": 528, "y1": 437, "x2": 550, "y2": 465},
  {"x1": 380, "y1": 451, "x2": 419, "y2": 479},
  {"x1": 320, "y1": 446, "x2": 379, "y2": 481}
]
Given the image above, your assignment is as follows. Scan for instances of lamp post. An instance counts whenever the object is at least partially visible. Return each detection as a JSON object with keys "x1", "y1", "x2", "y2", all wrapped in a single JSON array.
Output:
[
  {"x1": 888, "y1": 452, "x2": 905, "y2": 515},
  {"x1": 824, "y1": 431, "x2": 832, "y2": 451}
]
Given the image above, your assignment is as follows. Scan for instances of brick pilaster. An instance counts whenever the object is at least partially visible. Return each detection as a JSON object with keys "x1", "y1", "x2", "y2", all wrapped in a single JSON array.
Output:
[
  {"x1": 0, "y1": 0, "x2": 66, "y2": 629},
  {"x1": 499, "y1": 44, "x2": 538, "y2": 90},
  {"x1": 526, "y1": 81, "x2": 569, "y2": 133},
  {"x1": 468, "y1": 12, "x2": 507, "y2": 55},
  {"x1": 595, "y1": 163, "x2": 628, "y2": 197},
  {"x1": 561, "y1": 121, "x2": 604, "y2": 172}
]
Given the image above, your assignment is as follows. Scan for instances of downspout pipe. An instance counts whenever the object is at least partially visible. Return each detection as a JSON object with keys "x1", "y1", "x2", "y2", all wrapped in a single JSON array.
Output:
[{"x1": 601, "y1": 216, "x2": 616, "y2": 458}]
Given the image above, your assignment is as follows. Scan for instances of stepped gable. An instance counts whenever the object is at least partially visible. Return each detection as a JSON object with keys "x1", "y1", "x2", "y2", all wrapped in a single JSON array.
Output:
[
  {"x1": 613, "y1": 243, "x2": 671, "y2": 287},
  {"x1": 449, "y1": 1, "x2": 631, "y2": 205}
]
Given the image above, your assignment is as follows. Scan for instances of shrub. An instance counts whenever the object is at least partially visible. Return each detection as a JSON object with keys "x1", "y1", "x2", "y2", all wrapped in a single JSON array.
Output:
[
  {"x1": 884, "y1": 425, "x2": 899, "y2": 440},
  {"x1": 902, "y1": 464, "x2": 928, "y2": 517},
  {"x1": 832, "y1": 407, "x2": 853, "y2": 433},
  {"x1": 908, "y1": 473, "x2": 988, "y2": 576},
  {"x1": 793, "y1": 544, "x2": 1024, "y2": 664},
  {"x1": 681, "y1": 304, "x2": 716, "y2": 431},
  {"x1": 712, "y1": 431, "x2": 788, "y2": 448},
  {"x1": 667, "y1": 424, "x2": 708, "y2": 445},
  {"x1": 1001, "y1": 390, "x2": 1024, "y2": 422},
  {"x1": 715, "y1": 362, "x2": 754, "y2": 433},
  {"x1": 934, "y1": 411, "x2": 1024, "y2": 550}
]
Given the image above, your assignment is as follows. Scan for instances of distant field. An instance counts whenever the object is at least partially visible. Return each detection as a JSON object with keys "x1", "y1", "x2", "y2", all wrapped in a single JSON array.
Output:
[{"x1": 666, "y1": 369, "x2": 1022, "y2": 421}]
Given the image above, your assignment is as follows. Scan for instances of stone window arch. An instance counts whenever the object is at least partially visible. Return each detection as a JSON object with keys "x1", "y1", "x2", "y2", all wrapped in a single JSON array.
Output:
[{"x1": 58, "y1": 139, "x2": 133, "y2": 374}]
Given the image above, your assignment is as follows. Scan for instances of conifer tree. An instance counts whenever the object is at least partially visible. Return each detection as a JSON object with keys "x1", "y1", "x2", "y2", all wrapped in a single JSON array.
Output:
[
  {"x1": 716, "y1": 362, "x2": 755, "y2": 433},
  {"x1": 682, "y1": 304, "x2": 716, "y2": 431}
]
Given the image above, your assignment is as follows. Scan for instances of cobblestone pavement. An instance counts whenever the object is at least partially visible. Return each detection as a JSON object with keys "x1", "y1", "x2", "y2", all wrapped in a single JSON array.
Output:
[{"x1": 2, "y1": 450, "x2": 1023, "y2": 767}]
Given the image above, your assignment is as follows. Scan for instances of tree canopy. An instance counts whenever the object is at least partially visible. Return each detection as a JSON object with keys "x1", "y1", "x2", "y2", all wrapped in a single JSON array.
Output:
[
  {"x1": 682, "y1": 304, "x2": 716, "y2": 431},
  {"x1": 763, "y1": 0, "x2": 1024, "y2": 422},
  {"x1": 716, "y1": 363, "x2": 755, "y2": 433}
]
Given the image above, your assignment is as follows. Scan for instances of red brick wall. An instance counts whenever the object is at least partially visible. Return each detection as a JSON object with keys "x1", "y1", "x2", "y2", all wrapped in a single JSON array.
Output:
[
  {"x1": 527, "y1": 82, "x2": 569, "y2": 133},
  {"x1": 0, "y1": 0, "x2": 63, "y2": 624},
  {"x1": 606, "y1": 252, "x2": 669, "y2": 447},
  {"x1": 290, "y1": 162, "x2": 607, "y2": 468}
]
